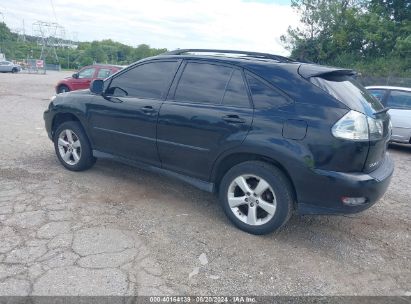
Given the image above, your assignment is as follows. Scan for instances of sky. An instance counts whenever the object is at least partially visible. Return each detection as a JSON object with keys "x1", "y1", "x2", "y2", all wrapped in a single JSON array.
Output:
[{"x1": 0, "y1": 0, "x2": 299, "y2": 55}]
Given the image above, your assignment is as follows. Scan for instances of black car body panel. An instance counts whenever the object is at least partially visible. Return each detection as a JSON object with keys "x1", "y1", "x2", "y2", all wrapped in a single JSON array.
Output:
[{"x1": 44, "y1": 51, "x2": 394, "y2": 215}]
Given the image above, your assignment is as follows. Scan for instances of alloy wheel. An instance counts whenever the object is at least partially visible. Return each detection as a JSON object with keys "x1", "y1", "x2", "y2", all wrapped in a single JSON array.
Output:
[
  {"x1": 57, "y1": 129, "x2": 81, "y2": 165},
  {"x1": 227, "y1": 174, "x2": 277, "y2": 226}
]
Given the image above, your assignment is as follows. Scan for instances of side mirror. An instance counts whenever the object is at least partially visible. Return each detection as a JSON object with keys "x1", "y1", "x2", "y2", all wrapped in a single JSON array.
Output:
[
  {"x1": 90, "y1": 79, "x2": 104, "y2": 95},
  {"x1": 72, "y1": 73, "x2": 79, "y2": 79}
]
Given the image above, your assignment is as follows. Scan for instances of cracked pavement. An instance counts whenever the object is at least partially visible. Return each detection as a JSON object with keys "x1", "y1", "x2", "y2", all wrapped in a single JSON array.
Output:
[{"x1": 0, "y1": 72, "x2": 410, "y2": 296}]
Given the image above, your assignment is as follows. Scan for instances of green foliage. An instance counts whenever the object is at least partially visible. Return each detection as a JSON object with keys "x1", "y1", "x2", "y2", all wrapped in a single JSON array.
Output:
[
  {"x1": 281, "y1": 0, "x2": 411, "y2": 77},
  {"x1": 0, "y1": 22, "x2": 167, "y2": 69}
]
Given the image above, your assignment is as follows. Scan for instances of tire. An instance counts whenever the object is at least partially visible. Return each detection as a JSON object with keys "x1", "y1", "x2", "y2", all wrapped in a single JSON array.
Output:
[
  {"x1": 219, "y1": 161, "x2": 294, "y2": 235},
  {"x1": 11, "y1": 68, "x2": 18, "y2": 73},
  {"x1": 57, "y1": 85, "x2": 70, "y2": 94},
  {"x1": 53, "y1": 121, "x2": 96, "y2": 171}
]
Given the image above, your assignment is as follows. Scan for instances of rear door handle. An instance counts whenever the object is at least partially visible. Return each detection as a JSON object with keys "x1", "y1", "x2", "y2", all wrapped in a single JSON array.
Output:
[
  {"x1": 222, "y1": 114, "x2": 246, "y2": 124},
  {"x1": 141, "y1": 106, "x2": 156, "y2": 114}
]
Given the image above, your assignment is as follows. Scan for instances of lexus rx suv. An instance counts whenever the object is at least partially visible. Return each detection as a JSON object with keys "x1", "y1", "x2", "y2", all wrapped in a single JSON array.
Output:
[{"x1": 44, "y1": 49, "x2": 394, "y2": 235}]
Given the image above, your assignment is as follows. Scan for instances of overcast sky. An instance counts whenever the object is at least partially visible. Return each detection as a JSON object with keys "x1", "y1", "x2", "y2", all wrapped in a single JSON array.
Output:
[{"x1": 0, "y1": 0, "x2": 299, "y2": 55}]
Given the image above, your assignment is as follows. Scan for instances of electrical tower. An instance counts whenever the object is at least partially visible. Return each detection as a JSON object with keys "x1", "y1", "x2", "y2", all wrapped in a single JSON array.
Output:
[{"x1": 32, "y1": 20, "x2": 65, "y2": 62}]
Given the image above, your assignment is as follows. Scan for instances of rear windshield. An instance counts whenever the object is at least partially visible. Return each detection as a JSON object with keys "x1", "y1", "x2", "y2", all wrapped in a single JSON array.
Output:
[{"x1": 310, "y1": 75, "x2": 384, "y2": 115}]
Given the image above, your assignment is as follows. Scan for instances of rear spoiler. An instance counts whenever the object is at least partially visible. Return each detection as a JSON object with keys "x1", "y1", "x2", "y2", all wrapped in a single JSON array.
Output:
[{"x1": 298, "y1": 64, "x2": 356, "y2": 79}]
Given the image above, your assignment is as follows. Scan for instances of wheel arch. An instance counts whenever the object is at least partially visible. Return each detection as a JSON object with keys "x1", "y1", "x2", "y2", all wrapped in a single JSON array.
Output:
[
  {"x1": 211, "y1": 151, "x2": 297, "y2": 204},
  {"x1": 52, "y1": 112, "x2": 85, "y2": 139},
  {"x1": 56, "y1": 83, "x2": 71, "y2": 92}
]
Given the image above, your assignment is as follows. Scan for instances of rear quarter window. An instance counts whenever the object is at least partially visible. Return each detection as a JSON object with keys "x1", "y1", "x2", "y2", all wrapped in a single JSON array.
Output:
[{"x1": 246, "y1": 74, "x2": 289, "y2": 109}]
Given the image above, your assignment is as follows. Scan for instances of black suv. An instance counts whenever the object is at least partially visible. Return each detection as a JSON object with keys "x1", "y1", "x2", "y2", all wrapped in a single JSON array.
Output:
[{"x1": 44, "y1": 49, "x2": 394, "y2": 235}]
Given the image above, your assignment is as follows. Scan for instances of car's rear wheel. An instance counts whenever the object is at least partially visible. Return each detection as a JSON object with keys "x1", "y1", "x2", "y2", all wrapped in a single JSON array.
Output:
[
  {"x1": 219, "y1": 161, "x2": 293, "y2": 235},
  {"x1": 57, "y1": 85, "x2": 70, "y2": 94},
  {"x1": 11, "y1": 68, "x2": 18, "y2": 73},
  {"x1": 54, "y1": 121, "x2": 95, "y2": 171}
]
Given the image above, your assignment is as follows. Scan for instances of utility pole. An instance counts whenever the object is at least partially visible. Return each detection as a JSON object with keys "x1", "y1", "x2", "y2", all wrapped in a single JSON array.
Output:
[{"x1": 22, "y1": 19, "x2": 26, "y2": 42}]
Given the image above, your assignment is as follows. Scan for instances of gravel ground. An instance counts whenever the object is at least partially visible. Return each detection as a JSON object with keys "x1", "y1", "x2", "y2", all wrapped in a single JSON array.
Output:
[{"x1": 0, "y1": 71, "x2": 410, "y2": 296}]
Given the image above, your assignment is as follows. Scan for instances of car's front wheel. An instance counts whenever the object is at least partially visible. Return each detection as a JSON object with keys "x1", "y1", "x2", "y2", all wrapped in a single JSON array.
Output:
[
  {"x1": 57, "y1": 85, "x2": 70, "y2": 94},
  {"x1": 11, "y1": 68, "x2": 18, "y2": 73},
  {"x1": 219, "y1": 161, "x2": 294, "y2": 235},
  {"x1": 54, "y1": 121, "x2": 96, "y2": 171}
]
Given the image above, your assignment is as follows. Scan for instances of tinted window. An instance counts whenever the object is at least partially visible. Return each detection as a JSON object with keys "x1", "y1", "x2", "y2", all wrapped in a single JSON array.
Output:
[
  {"x1": 387, "y1": 91, "x2": 411, "y2": 110},
  {"x1": 223, "y1": 70, "x2": 250, "y2": 107},
  {"x1": 97, "y1": 68, "x2": 112, "y2": 79},
  {"x1": 246, "y1": 74, "x2": 289, "y2": 109},
  {"x1": 78, "y1": 68, "x2": 96, "y2": 79},
  {"x1": 108, "y1": 61, "x2": 177, "y2": 99},
  {"x1": 310, "y1": 75, "x2": 384, "y2": 114},
  {"x1": 175, "y1": 62, "x2": 232, "y2": 104},
  {"x1": 368, "y1": 89, "x2": 387, "y2": 102}
]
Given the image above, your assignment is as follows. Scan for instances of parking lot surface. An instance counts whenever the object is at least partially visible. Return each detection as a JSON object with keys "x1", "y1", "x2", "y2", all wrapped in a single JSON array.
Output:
[{"x1": 0, "y1": 72, "x2": 410, "y2": 296}]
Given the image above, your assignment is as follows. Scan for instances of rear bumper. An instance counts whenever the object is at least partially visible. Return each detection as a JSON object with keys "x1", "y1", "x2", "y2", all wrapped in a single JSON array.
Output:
[{"x1": 297, "y1": 153, "x2": 394, "y2": 215}]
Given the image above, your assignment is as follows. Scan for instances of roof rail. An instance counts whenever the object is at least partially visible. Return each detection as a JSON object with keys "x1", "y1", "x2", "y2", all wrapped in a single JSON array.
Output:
[{"x1": 164, "y1": 49, "x2": 294, "y2": 63}]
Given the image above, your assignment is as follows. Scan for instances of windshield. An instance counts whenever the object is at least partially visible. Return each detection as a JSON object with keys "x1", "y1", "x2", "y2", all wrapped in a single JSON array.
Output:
[{"x1": 310, "y1": 75, "x2": 384, "y2": 116}]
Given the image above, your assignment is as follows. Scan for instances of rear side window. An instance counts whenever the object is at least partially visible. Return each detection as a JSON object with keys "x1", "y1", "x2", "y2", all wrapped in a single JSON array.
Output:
[
  {"x1": 386, "y1": 90, "x2": 411, "y2": 110},
  {"x1": 223, "y1": 70, "x2": 250, "y2": 107},
  {"x1": 107, "y1": 61, "x2": 178, "y2": 99},
  {"x1": 246, "y1": 74, "x2": 289, "y2": 109},
  {"x1": 175, "y1": 62, "x2": 232, "y2": 104},
  {"x1": 310, "y1": 75, "x2": 384, "y2": 114}
]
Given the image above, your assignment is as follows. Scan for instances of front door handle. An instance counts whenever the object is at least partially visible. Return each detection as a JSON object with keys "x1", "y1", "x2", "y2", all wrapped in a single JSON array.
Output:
[
  {"x1": 222, "y1": 114, "x2": 246, "y2": 124},
  {"x1": 141, "y1": 106, "x2": 156, "y2": 114}
]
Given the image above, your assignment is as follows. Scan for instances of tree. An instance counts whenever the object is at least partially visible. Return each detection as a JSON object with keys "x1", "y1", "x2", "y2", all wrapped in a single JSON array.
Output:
[{"x1": 281, "y1": 0, "x2": 411, "y2": 76}]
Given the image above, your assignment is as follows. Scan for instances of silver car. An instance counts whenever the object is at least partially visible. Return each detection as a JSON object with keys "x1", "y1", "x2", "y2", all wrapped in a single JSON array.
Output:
[
  {"x1": 0, "y1": 61, "x2": 21, "y2": 73},
  {"x1": 367, "y1": 86, "x2": 411, "y2": 144}
]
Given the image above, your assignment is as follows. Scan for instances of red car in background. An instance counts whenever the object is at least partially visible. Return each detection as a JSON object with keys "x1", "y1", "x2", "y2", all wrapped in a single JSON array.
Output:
[{"x1": 55, "y1": 64, "x2": 123, "y2": 94}]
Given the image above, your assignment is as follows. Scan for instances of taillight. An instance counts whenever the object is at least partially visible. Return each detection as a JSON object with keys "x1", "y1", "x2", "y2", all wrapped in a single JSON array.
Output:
[
  {"x1": 332, "y1": 110, "x2": 384, "y2": 141},
  {"x1": 367, "y1": 116, "x2": 383, "y2": 140}
]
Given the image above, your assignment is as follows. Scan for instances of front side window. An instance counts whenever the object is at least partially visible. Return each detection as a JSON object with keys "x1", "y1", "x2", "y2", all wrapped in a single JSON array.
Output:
[
  {"x1": 175, "y1": 62, "x2": 232, "y2": 104},
  {"x1": 246, "y1": 74, "x2": 289, "y2": 109},
  {"x1": 368, "y1": 89, "x2": 387, "y2": 102},
  {"x1": 97, "y1": 68, "x2": 112, "y2": 79},
  {"x1": 386, "y1": 91, "x2": 411, "y2": 110},
  {"x1": 78, "y1": 68, "x2": 96, "y2": 79},
  {"x1": 107, "y1": 61, "x2": 178, "y2": 99}
]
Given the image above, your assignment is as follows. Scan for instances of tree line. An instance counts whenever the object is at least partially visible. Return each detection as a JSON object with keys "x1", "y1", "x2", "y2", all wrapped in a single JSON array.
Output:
[
  {"x1": 281, "y1": 0, "x2": 411, "y2": 77},
  {"x1": 0, "y1": 22, "x2": 167, "y2": 69}
]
